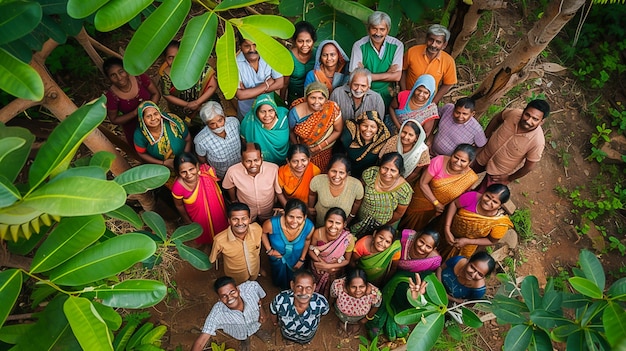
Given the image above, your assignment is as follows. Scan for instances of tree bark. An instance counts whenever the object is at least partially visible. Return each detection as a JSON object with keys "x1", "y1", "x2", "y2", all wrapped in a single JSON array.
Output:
[
  {"x1": 471, "y1": 0, "x2": 586, "y2": 116},
  {"x1": 448, "y1": 0, "x2": 508, "y2": 59}
]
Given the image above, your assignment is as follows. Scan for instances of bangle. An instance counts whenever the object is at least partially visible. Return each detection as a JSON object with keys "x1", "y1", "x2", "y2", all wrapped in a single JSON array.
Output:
[
  {"x1": 348, "y1": 213, "x2": 356, "y2": 218},
  {"x1": 298, "y1": 258, "x2": 305, "y2": 263},
  {"x1": 265, "y1": 248, "x2": 273, "y2": 254},
  {"x1": 365, "y1": 314, "x2": 375, "y2": 320},
  {"x1": 432, "y1": 199, "x2": 440, "y2": 206}
]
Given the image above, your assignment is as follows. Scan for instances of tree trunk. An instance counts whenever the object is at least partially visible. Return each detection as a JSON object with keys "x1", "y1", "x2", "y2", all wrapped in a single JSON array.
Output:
[
  {"x1": 471, "y1": 0, "x2": 586, "y2": 116},
  {"x1": 448, "y1": 0, "x2": 507, "y2": 59}
]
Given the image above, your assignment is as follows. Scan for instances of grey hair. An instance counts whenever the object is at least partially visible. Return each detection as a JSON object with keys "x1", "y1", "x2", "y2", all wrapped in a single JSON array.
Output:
[
  {"x1": 199, "y1": 101, "x2": 224, "y2": 123},
  {"x1": 428, "y1": 24, "x2": 450, "y2": 43},
  {"x1": 368, "y1": 11, "x2": 391, "y2": 30},
  {"x1": 349, "y1": 68, "x2": 372, "y2": 86}
]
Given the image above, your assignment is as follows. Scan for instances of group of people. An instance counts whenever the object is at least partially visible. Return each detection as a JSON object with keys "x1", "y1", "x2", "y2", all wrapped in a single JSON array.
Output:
[{"x1": 100, "y1": 10, "x2": 552, "y2": 349}]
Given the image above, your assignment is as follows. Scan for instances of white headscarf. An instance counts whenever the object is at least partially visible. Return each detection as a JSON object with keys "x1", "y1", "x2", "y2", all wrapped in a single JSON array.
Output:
[{"x1": 397, "y1": 119, "x2": 428, "y2": 178}]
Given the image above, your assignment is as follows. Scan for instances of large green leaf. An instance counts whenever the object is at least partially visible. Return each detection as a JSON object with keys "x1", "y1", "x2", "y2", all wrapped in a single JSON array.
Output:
[
  {"x1": 67, "y1": 0, "x2": 110, "y2": 18},
  {"x1": 0, "y1": 47, "x2": 44, "y2": 101},
  {"x1": 529, "y1": 329, "x2": 553, "y2": 351},
  {"x1": 531, "y1": 310, "x2": 570, "y2": 329},
  {"x1": 142, "y1": 211, "x2": 167, "y2": 242},
  {"x1": 504, "y1": 324, "x2": 533, "y2": 351},
  {"x1": 94, "y1": 0, "x2": 152, "y2": 32},
  {"x1": 48, "y1": 165, "x2": 107, "y2": 182},
  {"x1": 277, "y1": 0, "x2": 305, "y2": 17},
  {"x1": 0, "y1": 324, "x2": 32, "y2": 344},
  {"x1": 492, "y1": 294, "x2": 530, "y2": 314},
  {"x1": 579, "y1": 250, "x2": 605, "y2": 291},
  {"x1": 124, "y1": 0, "x2": 191, "y2": 75},
  {"x1": 0, "y1": 202, "x2": 42, "y2": 226},
  {"x1": 23, "y1": 176, "x2": 126, "y2": 216},
  {"x1": 114, "y1": 164, "x2": 169, "y2": 194},
  {"x1": 0, "y1": 1, "x2": 42, "y2": 45},
  {"x1": 542, "y1": 278, "x2": 563, "y2": 312},
  {"x1": 491, "y1": 303, "x2": 528, "y2": 324},
  {"x1": 1, "y1": 39, "x2": 32, "y2": 62},
  {"x1": 91, "y1": 301, "x2": 122, "y2": 331},
  {"x1": 88, "y1": 151, "x2": 115, "y2": 172},
  {"x1": 49, "y1": 233, "x2": 156, "y2": 286},
  {"x1": 170, "y1": 222, "x2": 202, "y2": 242},
  {"x1": 63, "y1": 297, "x2": 113, "y2": 351},
  {"x1": 233, "y1": 15, "x2": 294, "y2": 39},
  {"x1": 0, "y1": 269, "x2": 22, "y2": 326},
  {"x1": 31, "y1": 215, "x2": 106, "y2": 273},
  {"x1": 424, "y1": 273, "x2": 447, "y2": 306},
  {"x1": 28, "y1": 96, "x2": 107, "y2": 189},
  {"x1": 324, "y1": 0, "x2": 373, "y2": 23},
  {"x1": 608, "y1": 277, "x2": 626, "y2": 299},
  {"x1": 38, "y1": 14, "x2": 67, "y2": 44},
  {"x1": 0, "y1": 174, "x2": 21, "y2": 208},
  {"x1": 174, "y1": 240, "x2": 211, "y2": 270},
  {"x1": 58, "y1": 13, "x2": 84, "y2": 37},
  {"x1": 551, "y1": 322, "x2": 580, "y2": 342},
  {"x1": 0, "y1": 124, "x2": 34, "y2": 183},
  {"x1": 237, "y1": 25, "x2": 294, "y2": 76},
  {"x1": 215, "y1": 21, "x2": 238, "y2": 99},
  {"x1": 404, "y1": 311, "x2": 444, "y2": 351},
  {"x1": 88, "y1": 279, "x2": 167, "y2": 308},
  {"x1": 569, "y1": 277, "x2": 604, "y2": 299},
  {"x1": 580, "y1": 300, "x2": 606, "y2": 327},
  {"x1": 215, "y1": 0, "x2": 272, "y2": 11},
  {"x1": 521, "y1": 275, "x2": 542, "y2": 312},
  {"x1": 394, "y1": 308, "x2": 433, "y2": 325},
  {"x1": 171, "y1": 12, "x2": 218, "y2": 90},
  {"x1": 603, "y1": 301, "x2": 626, "y2": 347},
  {"x1": 105, "y1": 204, "x2": 143, "y2": 229},
  {"x1": 460, "y1": 306, "x2": 483, "y2": 328}
]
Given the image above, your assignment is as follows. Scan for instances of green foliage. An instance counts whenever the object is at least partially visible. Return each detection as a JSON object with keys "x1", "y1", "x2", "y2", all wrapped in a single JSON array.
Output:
[
  {"x1": 510, "y1": 208, "x2": 534, "y2": 242},
  {"x1": 358, "y1": 335, "x2": 390, "y2": 351},
  {"x1": 492, "y1": 250, "x2": 626, "y2": 351},
  {"x1": 210, "y1": 341, "x2": 235, "y2": 351},
  {"x1": 47, "y1": 40, "x2": 96, "y2": 79},
  {"x1": 113, "y1": 312, "x2": 167, "y2": 351}
]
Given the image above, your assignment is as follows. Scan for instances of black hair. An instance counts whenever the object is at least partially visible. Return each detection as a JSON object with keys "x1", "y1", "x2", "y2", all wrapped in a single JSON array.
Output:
[
  {"x1": 468, "y1": 252, "x2": 496, "y2": 276},
  {"x1": 344, "y1": 268, "x2": 368, "y2": 289},
  {"x1": 452, "y1": 143, "x2": 477, "y2": 162},
  {"x1": 227, "y1": 202, "x2": 250, "y2": 218},
  {"x1": 163, "y1": 40, "x2": 180, "y2": 57},
  {"x1": 292, "y1": 21, "x2": 317, "y2": 42},
  {"x1": 284, "y1": 198, "x2": 308, "y2": 217},
  {"x1": 328, "y1": 154, "x2": 352, "y2": 174},
  {"x1": 401, "y1": 121, "x2": 421, "y2": 137},
  {"x1": 174, "y1": 152, "x2": 198, "y2": 172},
  {"x1": 525, "y1": 99, "x2": 551, "y2": 119},
  {"x1": 102, "y1": 57, "x2": 124, "y2": 76},
  {"x1": 214, "y1": 276, "x2": 236, "y2": 293},
  {"x1": 454, "y1": 97, "x2": 476, "y2": 111},
  {"x1": 419, "y1": 226, "x2": 441, "y2": 246},
  {"x1": 324, "y1": 207, "x2": 347, "y2": 222},
  {"x1": 286, "y1": 144, "x2": 311, "y2": 161},
  {"x1": 293, "y1": 268, "x2": 316, "y2": 283},
  {"x1": 375, "y1": 224, "x2": 398, "y2": 241},
  {"x1": 241, "y1": 142, "x2": 262, "y2": 156},
  {"x1": 485, "y1": 183, "x2": 511, "y2": 203},
  {"x1": 236, "y1": 31, "x2": 248, "y2": 46},
  {"x1": 379, "y1": 152, "x2": 405, "y2": 177}
]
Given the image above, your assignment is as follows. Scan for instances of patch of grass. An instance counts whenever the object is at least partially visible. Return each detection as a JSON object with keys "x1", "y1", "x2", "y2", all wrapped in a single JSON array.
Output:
[
  {"x1": 433, "y1": 325, "x2": 481, "y2": 351},
  {"x1": 510, "y1": 208, "x2": 534, "y2": 242}
]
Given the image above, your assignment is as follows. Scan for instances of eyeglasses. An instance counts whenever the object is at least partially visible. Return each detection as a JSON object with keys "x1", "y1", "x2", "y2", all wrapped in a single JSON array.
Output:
[{"x1": 468, "y1": 263, "x2": 485, "y2": 279}]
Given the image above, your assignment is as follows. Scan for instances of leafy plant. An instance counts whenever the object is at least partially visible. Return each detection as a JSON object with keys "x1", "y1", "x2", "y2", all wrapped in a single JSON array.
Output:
[
  {"x1": 358, "y1": 335, "x2": 390, "y2": 351},
  {"x1": 114, "y1": 312, "x2": 167, "y2": 351},
  {"x1": 510, "y1": 207, "x2": 534, "y2": 242},
  {"x1": 210, "y1": 341, "x2": 236, "y2": 351}
]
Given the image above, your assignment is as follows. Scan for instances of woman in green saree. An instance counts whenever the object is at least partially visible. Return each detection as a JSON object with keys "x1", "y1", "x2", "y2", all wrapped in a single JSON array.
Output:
[{"x1": 349, "y1": 225, "x2": 401, "y2": 287}]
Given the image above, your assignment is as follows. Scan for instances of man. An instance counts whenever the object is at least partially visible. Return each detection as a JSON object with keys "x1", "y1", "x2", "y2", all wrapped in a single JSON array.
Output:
[
  {"x1": 222, "y1": 143, "x2": 287, "y2": 222},
  {"x1": 209, "y1": 203, "x2": 263, "y2": 284},
  {"x1": 191, "y1": 276, "x2": 268, "y2": 351},
  {"x1": 349, "y1": 11, "x2": 403, "y2": 108},
  {"x1": 270, "y1": 269, "x2": 329, "y2": 345},
  {"x1": 429, "y1": 97, "x2": 487, "y2": 157},
  {"x1": 194, "y1": 101, "x2": 241, "y2": 179},
  {"x1": 329, "y1": 67, "x2": 385, "y2": 121},
  {"x1": 401, "y1": 24, "x2": 457, "y2": 104},
  {"x1": 235, "y1": 34, "x2": 284, "y2": 119},
  {"x1": 472, "y1": 99, "x2": 551, "y2": 192}
]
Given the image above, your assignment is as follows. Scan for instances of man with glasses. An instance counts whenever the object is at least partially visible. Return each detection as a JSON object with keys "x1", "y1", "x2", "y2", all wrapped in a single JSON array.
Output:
[{"x1": 191, "y1": 276, "x2": 270, "y2": 351}]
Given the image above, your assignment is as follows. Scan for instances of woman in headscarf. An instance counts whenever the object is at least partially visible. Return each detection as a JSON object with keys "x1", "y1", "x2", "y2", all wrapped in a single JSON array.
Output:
[
  {"x1": 304, "y1": 40, "x2": 350, "y2": 95},
  {"x1": 388, "y1": 74, "x2": 439, "y2": 136},
  {"x1": 339, "y1": 110, "x2": 391, "y2": 179},
  {"x1": 289, "y1": 82, "x2": 343, "y2": 171},
  {"x1": 241, "y1": 93, "x2": 290, "y2": 165},
  {"x1": 379, "y1": 119, "x2": 430, "y2": 184}
]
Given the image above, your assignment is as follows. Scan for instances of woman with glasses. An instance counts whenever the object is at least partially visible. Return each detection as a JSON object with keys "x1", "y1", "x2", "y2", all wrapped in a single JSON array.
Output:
[{"x1": 436, "y1": 251, "x2": 495, "y2": 303}]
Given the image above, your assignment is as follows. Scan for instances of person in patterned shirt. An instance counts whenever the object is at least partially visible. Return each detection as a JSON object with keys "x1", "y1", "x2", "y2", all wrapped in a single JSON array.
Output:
[{"x1": 270, "y1": 269, "x2": 330, "y2": 344}]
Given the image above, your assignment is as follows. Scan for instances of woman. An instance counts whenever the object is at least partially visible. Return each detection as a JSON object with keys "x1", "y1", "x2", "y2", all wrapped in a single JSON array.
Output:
[
  {"x1": 350, "y1": 152, "x2": 413, "y2": 236},
  {"x1": 304, "y1": 40, "x2": 350, "y2": 94},
  {"x1": 134, "y1": 101, "x2": 191, "y2": 170},
  {"x1": 171, "y1": 153, "x2": 228, "y2": 245},
  {"x1": 308, "y1": 208, "x2": 355, "y2": 297},
  {"x1": 437, "y1": 251, "x2": 496, "y2": 302},
  {"x1": 278, "y1": 144, "x2": 321, "y2": 203},
  {"x1": 330, "y1": 269, "x2": 381, "y2": 337},
  {"x1": 241, "y1": 93, "x2": 290, "y2": 165},
  {"x1": 283, "y1": 21, "x2": 317, "y2": 104},
  {"x1": 289, "y1": 82, "x2": 343, "y2": 171},
  {"x1": 309, "y1": 154, "x2": 363, "y2": 228},
  {"x1": 399, "y1": 144, "x2": 478, "y2": 232},
  {"x1": 350, "y1": 225, "x2": 401, "y2": 286},
  {"x1": 388, "y1": 74, "x2": 438, "y2": 136},
  {"x1": 380, "y1": 119, "x2": 430, "y2": 184},
  {"x1": 262, "y1": 199, "x2": 315, "y2": 289},
  {"x1": 104, "y1": 57, "x2": 160, "y2": 145},
  {"x1": 440, "y1": 184, "x2": 514, "y2": 260},
  {"x1": 340, "y1": 110, "x2": 391, "y2": 179},
  {"x1": 159, "y1": 40, "x2": 218, "y2": 133}
]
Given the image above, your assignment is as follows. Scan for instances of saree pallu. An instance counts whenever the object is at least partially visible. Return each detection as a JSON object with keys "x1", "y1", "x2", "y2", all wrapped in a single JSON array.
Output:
[
  {"x1": 310, "y1": 230, "x2": 353, "y2": 296},
  {"x1": 395, "y1": 102, "x2": 439, "y2": 127},
  {"x1": 292, "y1": 99, "x2": 340, "y2": 171},
  {"x1": 268, "y1": 216, "x2": 315, "y2": 289},
  {"x1": 440, "y1": 208, "x2": 513, "y2": 260},
  {"x1": 171, "y1": 164, "x2": 228, "y2": 244},
  {"x1": 278, "y1": 162, "x2": 320, "y2": 203},
  {"x1": 358, "y1": 240, "x2": 401, "y2": 286},
  {"x1": 399, "y1": 169, "x2": 478, "y2": 232},
  {"x1": 397, "y1": 229, "x2": 442, "y2": 273}
]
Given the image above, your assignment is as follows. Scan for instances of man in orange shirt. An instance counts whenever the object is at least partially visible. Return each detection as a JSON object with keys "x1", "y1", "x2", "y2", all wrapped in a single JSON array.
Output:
[{"x1": 401, "y1": 24, "x2": 457, "y2": 104}]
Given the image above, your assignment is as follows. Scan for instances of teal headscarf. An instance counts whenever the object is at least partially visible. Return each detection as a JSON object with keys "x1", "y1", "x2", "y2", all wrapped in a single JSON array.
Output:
[{"x1": 240, "y1": 94, "x2": 290, "y2": 165}]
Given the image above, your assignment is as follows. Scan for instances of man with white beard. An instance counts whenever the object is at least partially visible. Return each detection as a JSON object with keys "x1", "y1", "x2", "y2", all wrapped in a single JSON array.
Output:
[
  {"x1": 329, "y1": 68, "x2": 385, "y2": 121},
  {"x1": 270, "y1": 269, "x2": 329, "y2": 344},
  {"x1": 193, "y1": 101, "x2": 241, "y2": 179},
  {"x1": 191, "y1": 276, "x2": 269, "y2": 351}
]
